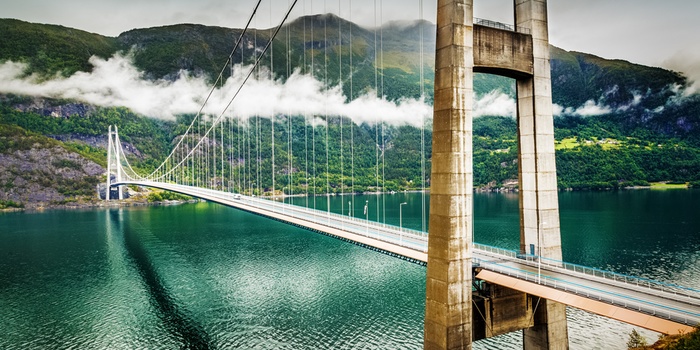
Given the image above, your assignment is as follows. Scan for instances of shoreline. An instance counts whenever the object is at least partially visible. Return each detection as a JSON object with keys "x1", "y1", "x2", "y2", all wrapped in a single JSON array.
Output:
[
  {"x1": 0, "y1": 197, "x2": 200, "y2": 213},
  {"x1": 3, "y1": 183, "x2": 695, "y2": 214}
]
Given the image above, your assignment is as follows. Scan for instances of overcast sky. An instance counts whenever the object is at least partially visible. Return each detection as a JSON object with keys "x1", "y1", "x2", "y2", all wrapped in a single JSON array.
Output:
[{"x1": 3, "y1": 0, "x2": 699, "y2": 77}]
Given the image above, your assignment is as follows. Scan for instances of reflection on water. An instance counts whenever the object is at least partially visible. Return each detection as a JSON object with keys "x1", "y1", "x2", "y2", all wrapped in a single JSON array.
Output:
[
  {"x1": 120, "y1": 210, "x2": 212, "y2": 349},
  {"x1": 0, "y1": 190, "x2": 698, "y2": 349}
]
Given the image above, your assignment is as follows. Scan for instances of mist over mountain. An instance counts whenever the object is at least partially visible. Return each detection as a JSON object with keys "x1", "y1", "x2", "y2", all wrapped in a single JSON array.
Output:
[{"x1": 2, "y1": 15, "x2": 698, "y2": 135}]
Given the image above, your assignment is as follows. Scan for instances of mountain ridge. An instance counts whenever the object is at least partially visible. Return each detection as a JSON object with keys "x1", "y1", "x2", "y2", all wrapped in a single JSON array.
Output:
[{"x1": 2, "y1": 16, "x2": 700, "y2": 208}]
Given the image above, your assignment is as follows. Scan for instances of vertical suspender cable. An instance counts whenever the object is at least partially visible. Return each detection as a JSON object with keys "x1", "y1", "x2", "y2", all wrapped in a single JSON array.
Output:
[
  {"x1": 210, "y1": 114, "x2": 213, "y2": 188},
  {"x1": 374, "y1": 0, "x2": 379, "y2": 222},
  {"x1": 339, "y1": 0, "x2": 344, "y2": 217},
  {"x1": 250, "y1": 17, "x2": 260, "y2": 194},
  {"x1": 221, "y1": 115, "x2": 224, "y2": 191},
  {"x1": 255, "y1": 17, "x2": 261, "y2": 197},
  {"x1": 380, "y1": 0, "x2": 386, "y2": 223},
  {"x1": 311, "y1": 1, "x2": 317, "y2": 209},
  {"x1": 271, "y1": 0, "x2": 276, "y2": 201},
  {"x1": 257, "y1": 113, "x2": 261, "y2": 195},
  {"x1": 197, "y1": 118, "x2": 201, "y2": 188},
  {"x1": 229, "y1": 116, "x2": 233, "y2": 193},
  {"x1": 238, "y1": 43, "x2": 242, "y2": 193},
  {"x1": 287, "y1": 0, "x2": 292, "y2": 204},
  {"x1": 350, "y1": 0, "x2": 354, "y2": 215},
  {"x1": 211, "y1": 116, "x2": 215, "y2": 189},
  {"x1": 303, "y1": 0, "x2": 309, "y2": 208},
  {"x1": 250, "y1": 119, "x2": 253, "y2": 195},
  {"x1": 324, "y1": 0, "x2": 330, "y2": 216},
  {"x1": 206, "y1": 116, "x2": 210, "y2": 188},
  {"x1": 420, "y1": 0, "x2": 426, "y2": 232},
  {"x1": 237, "y1": 107, "x2": 241, "y2": 193},
  {"x1": 210, "y1": 116, "x2": 214, "y2": 189}
]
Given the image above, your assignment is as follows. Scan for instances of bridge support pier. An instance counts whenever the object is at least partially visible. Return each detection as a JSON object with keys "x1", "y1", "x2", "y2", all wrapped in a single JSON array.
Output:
[
  {"x1": 472, "y1": 281, "x2": 534, "y2": 341},
  {"x1": 426, "y1": 0, "x2": 567, "y2": 349},
  {"x1": 424, "y1": 0, "x2": 474, "y2": 349},
  {"x1": 524, "y1": 299, "x2": 569, "y2": 350}
]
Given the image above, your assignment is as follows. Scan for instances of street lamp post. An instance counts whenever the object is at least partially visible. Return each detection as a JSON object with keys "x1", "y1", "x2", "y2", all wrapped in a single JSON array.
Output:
[
  {"x1": 538, "y1": 221, "x2": 547, "y2": 284},
  {"x1": 399, "y1": 202, "x2": 407, "y2": 244},
  {"x1": 365, "y1": 200, "x2": 369, "y2": 236}
]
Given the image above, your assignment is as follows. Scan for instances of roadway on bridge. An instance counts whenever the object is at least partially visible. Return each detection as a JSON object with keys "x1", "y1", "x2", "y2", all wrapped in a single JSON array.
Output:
[{"x1": 114, "y1": 181, "x2": 700, "y2": 334}]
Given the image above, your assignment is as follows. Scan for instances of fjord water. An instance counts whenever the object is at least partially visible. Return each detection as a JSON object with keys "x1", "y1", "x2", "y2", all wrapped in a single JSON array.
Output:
[{"x1": 1, "y1": 190, "x2": 698, "y2": 349}]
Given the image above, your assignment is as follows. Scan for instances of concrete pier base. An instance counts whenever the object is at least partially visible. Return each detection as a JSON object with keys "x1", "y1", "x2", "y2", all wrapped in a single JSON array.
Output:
[
  {"x1": 473, "y1": 282, "x2": 534, "y2": 341},
  {"x1": 524, "y1": 299, "x2": 569, "y2": 350}
]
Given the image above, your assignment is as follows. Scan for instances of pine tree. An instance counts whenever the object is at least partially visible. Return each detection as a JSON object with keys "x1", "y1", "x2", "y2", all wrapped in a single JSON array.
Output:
[{"x1": 627, "y1": 329, "x2": 648, "y2": 349}]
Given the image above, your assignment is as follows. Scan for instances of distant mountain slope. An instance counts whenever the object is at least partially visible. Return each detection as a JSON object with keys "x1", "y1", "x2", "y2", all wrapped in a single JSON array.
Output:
[
  {"x1": 2, "y1": 15, "x2": 699, "y2": 141},
  {"x1": 0, "y1": 19, "x2": 119, "y2": 77},
  {"x1": 550, "y1": 46, "x2": 687, "y2": 108},
  {"x1": 2, "y1": 16, "x2": 700, "y2": 209}
]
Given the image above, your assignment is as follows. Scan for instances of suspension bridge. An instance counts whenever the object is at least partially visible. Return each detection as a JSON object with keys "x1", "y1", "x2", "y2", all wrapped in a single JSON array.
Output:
[{"x1": 105, "y1": 0, "x2": 700, "y2": 349}]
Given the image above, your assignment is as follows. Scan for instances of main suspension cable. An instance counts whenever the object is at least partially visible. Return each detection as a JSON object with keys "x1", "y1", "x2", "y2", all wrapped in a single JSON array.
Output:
[{"x1": 136, "y1": 0, "x2": 263, "y2": 181}]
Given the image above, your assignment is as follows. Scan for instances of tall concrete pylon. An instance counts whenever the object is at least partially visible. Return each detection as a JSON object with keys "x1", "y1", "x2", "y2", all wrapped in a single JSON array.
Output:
[
  {"x1": 514, "y1": 1, "x2": 568, "y2": 349},
  {"x1": 425, "y1": 1, "x2": 568, "y2": 349}
]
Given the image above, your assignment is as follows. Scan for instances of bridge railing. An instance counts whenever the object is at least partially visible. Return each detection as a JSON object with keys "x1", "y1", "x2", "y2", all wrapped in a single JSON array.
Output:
[
  {"x1": 539, "y1": 254, "x2": 700, "y2": 303},
  {"x1": 474, "y1": 17, "x2": 531, "y2": 35},
  {"x1": 271, "y1": 197, "x2": 428, "y2": 245},
  {"x1": 126, "y1": 182, "x2": 424, "y2": 252},
  {"x1": 473, "y1": 242, "x2": 700, "y2": 303},
  {"x1": 217, "y1": 190, "x2": 430, "y2": 252},
  {"x1": 474, "y1": 257, "x2": 700, "y2": 326}
]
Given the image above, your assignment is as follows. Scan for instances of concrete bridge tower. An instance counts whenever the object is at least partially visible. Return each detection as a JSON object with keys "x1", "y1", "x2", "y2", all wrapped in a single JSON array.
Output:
[
  {"x1": 106, "y1": 125, "x2": 124, "y2": 200},
  {"x1": 425, "y1": 0, "x2": 567, "y2": 349}
]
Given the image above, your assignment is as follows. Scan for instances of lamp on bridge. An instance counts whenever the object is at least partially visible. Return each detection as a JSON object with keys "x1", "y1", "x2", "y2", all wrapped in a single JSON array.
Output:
[
  {"x1": 399, "y1": 202, "x2": 408, "y2": 230},
  {"x1": 400, "y1": 202, "x2": 408, "y2": 244},
  {"x1": 364, "y1": 200, "x2": 369, "y2": 235}
]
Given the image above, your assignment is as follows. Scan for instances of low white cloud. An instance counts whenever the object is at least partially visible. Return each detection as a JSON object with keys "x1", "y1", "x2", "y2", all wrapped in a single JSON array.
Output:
[
  {"x1": 0, "y1": 53, "x2": 432, "y2": 127},
  {"x1": 575, "y1": 99, "x2": 612, "y2": 116},
  {"x1": 554, "y1": 82, "x2": 698, "y2": 117},
  {"x1": 473, "y1": 90, "x2": 516, "y2": 118},
  {"x1": 554, "y1": 99, "x2": 615, "y2": 117},
  {"x1": 664, "y1": 50, "x2": 700, "y2": 96},
  {"x1": 7, "y1": 53, "x2": 691, "y2": 126}
]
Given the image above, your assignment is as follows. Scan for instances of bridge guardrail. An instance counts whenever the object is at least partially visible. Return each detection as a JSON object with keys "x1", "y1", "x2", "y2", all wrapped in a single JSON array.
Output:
[
  {"x1": 128, "y1": 181, "x2": 427, "y2": 252},
  {"x1": 474, "y1": 17, "x2": 531, "y2": 35},
  {"x1": 235, "y1": 192, "x2": 429, "y2": 252},
  {"x1": 474, "y1": 242, "x2": 700, "y2": 304},
  {"x1": 475, "y1": 258, "x2": 700, "y2": 326}
]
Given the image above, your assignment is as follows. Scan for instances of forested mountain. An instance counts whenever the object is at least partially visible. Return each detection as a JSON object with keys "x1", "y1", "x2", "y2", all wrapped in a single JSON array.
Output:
[{"x1": 1, "y1": 15, "x2": 700, "y2": 208}]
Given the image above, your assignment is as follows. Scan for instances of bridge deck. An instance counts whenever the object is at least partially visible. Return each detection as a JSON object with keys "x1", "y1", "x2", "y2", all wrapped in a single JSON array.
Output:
[
  {"x1": 476, "y1": 270, "x2": 692, "y2": 335},
  {"x1": 114, "y1": 181, "x2": 700, "y2": 334}
]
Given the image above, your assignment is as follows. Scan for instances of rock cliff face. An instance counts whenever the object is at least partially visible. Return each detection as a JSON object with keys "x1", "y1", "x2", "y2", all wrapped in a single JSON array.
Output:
[
  {"x1": 0, "y1": 136, "x2": 104, "y2": 208},
  {"x1": 13, "y1": 99, "x2": 95, "y2": 118},
  {"x1": 49, "y1": 133, "x2": 144, "y2": 159}
]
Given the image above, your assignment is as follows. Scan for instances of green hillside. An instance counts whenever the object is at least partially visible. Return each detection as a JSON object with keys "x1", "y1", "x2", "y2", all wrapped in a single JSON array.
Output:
[
  {"x1": 0, "y1": 19, "x2": 119, "y2": 77},
  {"x1": 1, "y1": 17, "x2": 700, "y2": 207}
]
